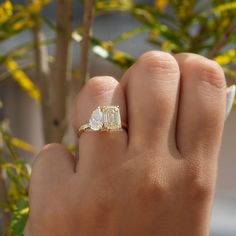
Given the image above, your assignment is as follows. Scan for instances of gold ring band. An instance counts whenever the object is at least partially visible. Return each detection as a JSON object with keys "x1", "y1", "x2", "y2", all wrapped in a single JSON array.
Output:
[{"x1": 76, "y1": 122, "x2": 128, "y2": 137}]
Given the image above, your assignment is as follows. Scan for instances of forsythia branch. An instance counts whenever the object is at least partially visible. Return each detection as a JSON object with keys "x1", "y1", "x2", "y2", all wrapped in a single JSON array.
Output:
[
  {"x1": 208, "y1": 18, "x2": 236, "y2": 59},
  {"x1": 50, "y1": 0, "x2": 72, "y2": 142},
  {"x1": 80, "y1": 0, "x2": 95, "y2": 86}
]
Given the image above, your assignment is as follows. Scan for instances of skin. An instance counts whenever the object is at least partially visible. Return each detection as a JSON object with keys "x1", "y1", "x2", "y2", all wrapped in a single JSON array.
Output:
[{"x1": 25, "y1": 52, "x2": 227, "y2": 236}]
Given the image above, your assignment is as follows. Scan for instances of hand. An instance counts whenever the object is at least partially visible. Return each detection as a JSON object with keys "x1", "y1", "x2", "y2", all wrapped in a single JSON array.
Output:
[{"x1": 25, "y1": 51, "x2": 226, "y2": 236}]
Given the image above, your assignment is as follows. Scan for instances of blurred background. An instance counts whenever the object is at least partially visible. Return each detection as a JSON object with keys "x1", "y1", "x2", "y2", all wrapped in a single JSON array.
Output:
[{"x1": 0, "y1": 0, "x2": 235, "y2": 235}]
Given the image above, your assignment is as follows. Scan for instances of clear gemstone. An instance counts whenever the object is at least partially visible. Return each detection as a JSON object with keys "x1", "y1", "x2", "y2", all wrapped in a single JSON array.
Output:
[
  {"x1": 110, "y1": 114, "x2": 115, "y2": 124},
  {"x1": 89, "y1": 107, "x2": 103, "y2": 130},
  {"x1": 103, "y1": 113, "x2": 108, "y2": 123},
  {"x1": 117, "y1": 112, "x2": 121, "y2": 126},
  {"x1": 102, "y1": 106, "x2": 121, "y2": 129}
]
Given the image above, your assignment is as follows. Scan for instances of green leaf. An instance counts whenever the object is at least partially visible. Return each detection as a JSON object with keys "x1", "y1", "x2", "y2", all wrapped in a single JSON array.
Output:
[
  {"x1": 72, "y1": 31, "x2": 135, "y2": 69},
  {"x1": 10, "y1": 197, "x2": 29, "y2": 236},
  {"x1": 91, "y1": 38, "x2": 135, "y2": 69},
  {"x1": 0, "y1": 126, "x2": 19, "y2": 161},
  {"x1": 132, "y1": 6, "x2": 186, "y2": 50},
  {"x1": 95, "y1": 0, "x2": 133, "y2": 12}
]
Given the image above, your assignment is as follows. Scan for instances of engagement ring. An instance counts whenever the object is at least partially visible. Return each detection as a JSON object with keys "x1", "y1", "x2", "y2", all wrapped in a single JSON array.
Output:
[{"x1": 76, "y1": 106, "x2": 127, "y2": 137}]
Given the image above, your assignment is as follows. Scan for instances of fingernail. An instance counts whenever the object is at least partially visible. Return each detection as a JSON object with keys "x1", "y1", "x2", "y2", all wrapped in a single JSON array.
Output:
[{"x1": 225, "y1": 85, "x2": 236, "y2": 120}]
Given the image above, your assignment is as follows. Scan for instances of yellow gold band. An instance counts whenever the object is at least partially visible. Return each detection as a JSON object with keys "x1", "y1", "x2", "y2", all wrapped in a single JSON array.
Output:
[{"x1": 76, "y1": 122, "x2": 128, "y2": 137}]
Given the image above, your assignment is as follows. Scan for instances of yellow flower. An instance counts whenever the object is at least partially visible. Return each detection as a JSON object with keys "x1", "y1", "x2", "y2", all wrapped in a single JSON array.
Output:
[
  {"x1": 11, "y1": 19, "x2": 27, "y2": 31},
  {"x1": 5, "y1": 58, "x2": 41, "y2": 101},
  {"x1": 134, "y1": 8, "x2": 155, "y2": 25},
  {"x1": 214, "y1": 50, "x2": 236, "y2": 66},
  {"x1": 29, "y1": 2, "x2": 43, "y2": 13},
  {"x1": 3, "y1": 0, "x2": 12, "y2": 15},
  {"x1": 150, "y1": 28, "x2": 159, "y2": 41},
  {"x1": 5, "y1": 57, "x2": 17, "y2": 70},
  {"x1": 96, "y1": 0, "x2": 132, "y2": 11},
  {"x1": 19, "y1": 207, "x2": 29, "y2": 215},
  {"x1": 28, "y1": 0, "x2": 50, "y2": 13},
  {"x1": 26, "y1": 19, "x2": 36, "y2": 28},
  {"x1": 155, "y1": 0, "x2": 168, "y2": 12},
  {"x1": 177, "y1": 0, "x2": 193, "y2": 20},
  {"x1": 113, "y1": 51, "x2": 129, "y2": 65},
  {"x1": 220, "y1": 18, "x2": 230, "y2": 29},
  {"x1": 214, "y1": 2, "x2": 236, "y2": 14},
  {"x1": 101, "y1": 41, "x2": 112, "y2": 51},
  {"x1": 161, "y1": 41, "x2": 177, "y2": 52},
  {"x1": 0, "y1": 0, "x2": 13, "y2": 24},
  {"x1": 11, "y1": 137, "x2": 36, "y2": 153}
]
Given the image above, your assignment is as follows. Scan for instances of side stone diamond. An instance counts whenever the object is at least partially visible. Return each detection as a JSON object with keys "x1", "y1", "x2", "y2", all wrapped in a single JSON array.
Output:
[{"x1": 89, "y1": 107, "x2": 103, "y2": 131}]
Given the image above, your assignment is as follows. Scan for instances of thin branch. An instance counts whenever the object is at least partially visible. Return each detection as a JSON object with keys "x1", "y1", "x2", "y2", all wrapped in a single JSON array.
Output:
[
  {"x1": 31, "y1": 6, "x2": 52, "y2": 144},
  {"x1": 208, "y1": 18, "x2": 236, "y2": 59},
  {"x1": 80, "y1": 0, "x2": 95, "y2": 86},
  {"x1": 0, "y1": 166, "x2": 10, "y2": 234},
  {"x1": 50, "y1": 0, "x2": 72, "y2": 142},
  {"x1": 0, "y1": 132, "x2": 10, "y2": 234},
  {"x1": 112, "y1": 25, "x2": 146, "y2": 45}
]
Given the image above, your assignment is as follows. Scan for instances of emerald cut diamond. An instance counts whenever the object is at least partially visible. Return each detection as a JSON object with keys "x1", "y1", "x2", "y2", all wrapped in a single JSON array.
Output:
[{"x1": 102, "y1": 106, "x2": 121, "y2": 130}]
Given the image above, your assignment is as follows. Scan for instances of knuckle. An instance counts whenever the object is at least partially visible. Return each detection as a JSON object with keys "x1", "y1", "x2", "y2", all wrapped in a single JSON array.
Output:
[
  {"x1": 186, "y1": 168, "x2": 214, "y2": 202},
  {"x1": 83, "y1": 188, "x2": 116, "y2": 221},
  {"x1": 83, "y1": 76, "x2": 118, "y2": 98},
  {"x1": 81, "y1": 174, "x2": 119, "y2": 219},
  {"x1": 135, "y1": 164, "x2": 167, "y2": 201},
  {"x1": 196, "y1": 58, "x2": 226, "y2": 89},
  {"x1": 94, "y1": 194, "x2": 115, "y2": 216},
  {"x1": 191, "y1": 181, "x2": 213, "y2": 202},
  {"x1": 137, "y1": 50, "x2": 179, "y2": 75}
]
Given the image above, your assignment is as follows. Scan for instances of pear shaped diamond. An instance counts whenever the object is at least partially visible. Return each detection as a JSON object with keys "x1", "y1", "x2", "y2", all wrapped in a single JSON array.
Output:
[{"x1": 89, "y1": 107, "x2": 103, "y2": 131}]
